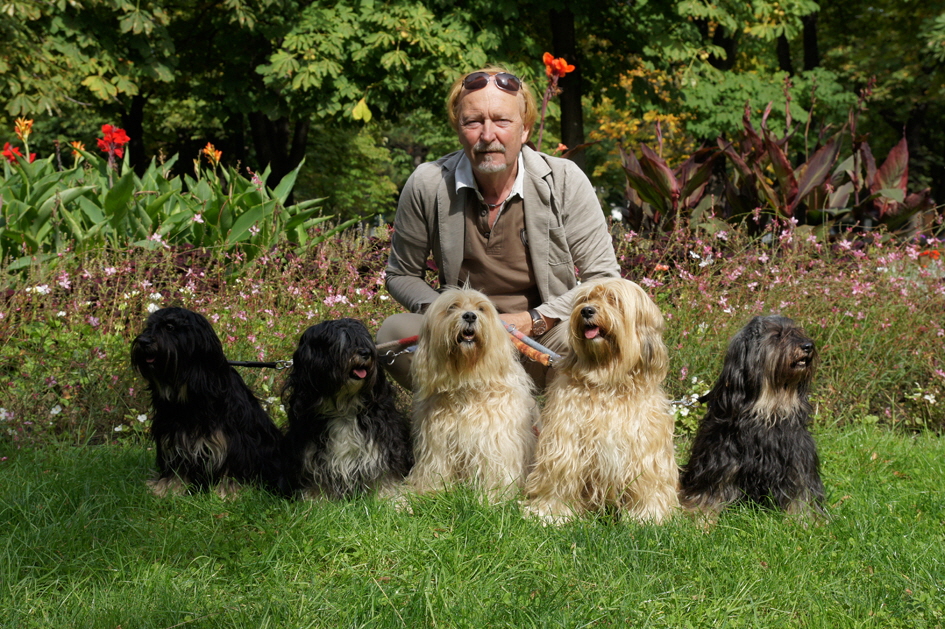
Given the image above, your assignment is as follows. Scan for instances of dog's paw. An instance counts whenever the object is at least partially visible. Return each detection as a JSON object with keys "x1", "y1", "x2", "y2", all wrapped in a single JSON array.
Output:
[
  {"x1": 214, "y1": 478, "x2": 242, "y2": 500},
  {"x1": 147, "y1": 476, "x2": 186, "y2": 497},
  {"x1": 520, "y1": 500, "x2": 574, "y2": 526}
]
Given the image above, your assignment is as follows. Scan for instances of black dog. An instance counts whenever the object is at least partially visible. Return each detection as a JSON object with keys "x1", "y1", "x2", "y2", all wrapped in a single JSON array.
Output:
[
  {"x1": 131, "y1": 307, "x2": 282, "y2": 497},
  {"x1": 280, "y1": 318, "x2": 412, "y2": 499},
  {"x1": 679, "y1": 315, "x2": 824, "y2": 516}
]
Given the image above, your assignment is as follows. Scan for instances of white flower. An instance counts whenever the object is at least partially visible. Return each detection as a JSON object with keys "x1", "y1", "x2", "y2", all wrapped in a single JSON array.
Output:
[
  {"x1": 147, "y1": 303, "x2": 160, "y2": 313},
  {"x1": 26, "y1": 284, "x2": 52, "y2": 295},
  {"x1": 0, "y1": 408, "x2": 9, "y2": 421},
  {"x1": 57, "y1": 311, "x2": 66, "y2": 317},
  {"x1": 50, "y1": 405, "x2": 63, "y2": 416},
  {"x1": 114, "y1": 425, "x2": 125, "y2": 432},
  {"x1": 923, "y1": 394, "x2": 937, "y2": 405},
  {"x1": 149, "y1": 292, "x2": 163, "y2": 301},
  {"x1": 136, "y1": 414, "x2": 148, "y2": 423}
]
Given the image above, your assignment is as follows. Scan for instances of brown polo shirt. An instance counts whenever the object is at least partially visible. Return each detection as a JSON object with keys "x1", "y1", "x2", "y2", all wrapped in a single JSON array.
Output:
[{"x1": 458, "y1": 191, "x2": 540, "y2": 314}]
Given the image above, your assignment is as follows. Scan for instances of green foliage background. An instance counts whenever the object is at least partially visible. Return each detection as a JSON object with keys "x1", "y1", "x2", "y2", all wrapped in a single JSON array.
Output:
[{"x1": 2, "y1": 0, "x2": 943, "y2": 218}]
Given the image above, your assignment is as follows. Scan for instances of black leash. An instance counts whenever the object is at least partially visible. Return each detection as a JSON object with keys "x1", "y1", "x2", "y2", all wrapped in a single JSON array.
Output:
[{"x1": 228, "y1": 359, "x2": 293, "y2": 370}]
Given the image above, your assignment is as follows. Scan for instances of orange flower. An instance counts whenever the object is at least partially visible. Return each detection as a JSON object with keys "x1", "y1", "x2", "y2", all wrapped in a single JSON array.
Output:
[
  {"x1": 202, "y1": 142, "x2": 222, "y2": 168},
  {"x1": 919, "y1": 250, "x2": 941, "y2": 261},
  {"x1": 70, "y1": 141, "x2": 85, "y2": 157},
  {"x1": 542, "y1": 52, "x2": 575, "y2": 79},
  {"x1": 14, "y1": 118, "x2": 33, "y2": 142}
]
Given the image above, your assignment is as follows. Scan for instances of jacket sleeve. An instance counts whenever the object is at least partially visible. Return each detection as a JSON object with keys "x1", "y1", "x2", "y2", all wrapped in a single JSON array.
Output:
[
  {"x1": 385, "y1": 164, "x2": 442, "y2": 313},
  {"x1": 536, "y1": 159, "x2": 621, "y2": 321}
]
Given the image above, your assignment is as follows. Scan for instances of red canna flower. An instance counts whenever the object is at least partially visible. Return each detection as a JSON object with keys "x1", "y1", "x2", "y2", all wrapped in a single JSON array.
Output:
[
  {"x1": 2, "y1": 142, "x2": 36, "y2": 164},
  {"x1": 542, "y1": 52, "x2": 575, "y2": 79},
  {"x1": 97, "y1": 124, "x2": 131, "y2": 159}
]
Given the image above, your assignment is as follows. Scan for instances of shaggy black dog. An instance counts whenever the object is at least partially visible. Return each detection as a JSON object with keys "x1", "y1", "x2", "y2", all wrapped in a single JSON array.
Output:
[
  {"x1": 679, "y1": 315, "x2": 825, "y2": 516},
  {"x1": 131, "y1": 307, "x2": 282, "y2": 497},
  {"x1": 280, "y1": 318, "x2": 412, "y2": 499}
]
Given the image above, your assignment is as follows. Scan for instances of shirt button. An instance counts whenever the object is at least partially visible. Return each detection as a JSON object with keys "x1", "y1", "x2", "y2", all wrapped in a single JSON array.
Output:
[{"x1": 479, "y1": 209, "x2": 487, "y2": 217}]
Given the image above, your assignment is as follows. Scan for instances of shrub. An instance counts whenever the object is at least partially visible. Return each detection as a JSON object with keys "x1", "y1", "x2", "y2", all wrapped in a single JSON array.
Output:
[{"x1": 1, "y1": 123, "x2": 365, "y2": 271}]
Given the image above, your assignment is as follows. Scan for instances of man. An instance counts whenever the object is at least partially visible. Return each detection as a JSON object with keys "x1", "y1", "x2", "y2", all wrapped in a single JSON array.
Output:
[{"x1": 378, "y1": 66, "x2": 620, "y2": 389}]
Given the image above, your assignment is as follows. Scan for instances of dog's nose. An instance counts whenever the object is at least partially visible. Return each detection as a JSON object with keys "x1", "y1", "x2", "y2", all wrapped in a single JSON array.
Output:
[
  {"x1": 462, "y1": 311, "x2": 477, "y2": 323},
  {"x1": 581, "y1": 306, "x2": 596, "y2": 319},
  {"x1": 357, "y1": 348, "x2": 372, "y2": 359},
  {"x1": 800, "y1": 342, "x2": 814, "y2": 354}
]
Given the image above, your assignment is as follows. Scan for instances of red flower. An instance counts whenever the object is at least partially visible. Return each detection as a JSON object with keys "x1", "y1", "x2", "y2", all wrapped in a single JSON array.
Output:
[
  {"x1": 2, "y1": 142, "x2": 36, "y2": 164},
  {"x1": 97, "y1": 124, "x2": 131, "y2": 159},
  {"x1": 542, "y1": 52, "x2": 575, "y2": 79}
]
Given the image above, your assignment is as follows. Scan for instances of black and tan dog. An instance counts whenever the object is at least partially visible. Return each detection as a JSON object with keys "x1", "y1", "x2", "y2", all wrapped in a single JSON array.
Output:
[
  {"x1": 131, "y1": 307, "x2": 282, "y2": 497},
  {"x1": 280, "y1": 318, "x2": 412, "y2": 499},
  {"x1": 679, "y1": 315, "x2": 824, "y2": 516}
]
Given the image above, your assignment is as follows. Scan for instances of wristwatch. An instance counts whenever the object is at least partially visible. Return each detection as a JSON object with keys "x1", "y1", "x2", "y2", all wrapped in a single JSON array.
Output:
[{"x1": 528, "y1": 309, "x2": 547, "y2": 336}]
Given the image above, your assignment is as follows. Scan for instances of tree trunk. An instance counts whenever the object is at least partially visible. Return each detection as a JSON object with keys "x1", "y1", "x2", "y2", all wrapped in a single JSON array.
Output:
[
  {"x1": 802, "y1": 13, "x2": 820, "y2": 71},
  {"x1": 550, "y1": 8, "x2": 586, "y2": 171},
  {"x1": 776, "y1": 34, "x2": 794, "y2": 74},
  {"x1": 247, "y1": 113, "x2": 311, "y2": 189},
  {"x1": 121, "y1": 93, "x2": 147, "y2": 175}
]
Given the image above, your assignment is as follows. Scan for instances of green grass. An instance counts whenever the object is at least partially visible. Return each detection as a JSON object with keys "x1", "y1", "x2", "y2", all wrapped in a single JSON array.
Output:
[{"x1": 2, "y1": 424, "x2": 943, "y2": 628}]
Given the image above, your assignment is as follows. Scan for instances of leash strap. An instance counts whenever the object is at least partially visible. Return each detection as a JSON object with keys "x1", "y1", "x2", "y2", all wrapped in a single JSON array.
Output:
[
  {"x1": 502, "y1": 322, "x2": 562, "y2": 365},
  {"x1": 228, "y1": 359, "x2": 293, "y2": 370}
]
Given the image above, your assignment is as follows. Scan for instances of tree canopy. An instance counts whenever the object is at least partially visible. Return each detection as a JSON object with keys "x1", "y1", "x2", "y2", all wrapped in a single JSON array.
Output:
[{"x1": 2, "y1": 0, "x2": 942, "y2": 213}]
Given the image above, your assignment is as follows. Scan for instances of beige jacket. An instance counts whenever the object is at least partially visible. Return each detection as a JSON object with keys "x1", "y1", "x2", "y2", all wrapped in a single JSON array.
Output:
[{"x1": 386, "y1": 146, "x2": 620, "y2": 321}]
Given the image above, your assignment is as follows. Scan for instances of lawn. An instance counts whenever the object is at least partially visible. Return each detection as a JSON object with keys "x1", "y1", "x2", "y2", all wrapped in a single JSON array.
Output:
[{"x1": 1, "y1": 423, "x2": 943, "y2": 628}]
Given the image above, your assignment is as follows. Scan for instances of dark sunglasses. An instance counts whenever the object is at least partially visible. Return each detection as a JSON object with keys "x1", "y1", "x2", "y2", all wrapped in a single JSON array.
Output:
[{"x1": 462, "y1": 72, "x2": 522, "y2": 93}]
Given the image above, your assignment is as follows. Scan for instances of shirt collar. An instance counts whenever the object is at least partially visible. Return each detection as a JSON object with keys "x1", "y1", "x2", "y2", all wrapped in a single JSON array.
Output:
[{"x1": 455, "y1": 151, "x2": 525, "y2": 201}]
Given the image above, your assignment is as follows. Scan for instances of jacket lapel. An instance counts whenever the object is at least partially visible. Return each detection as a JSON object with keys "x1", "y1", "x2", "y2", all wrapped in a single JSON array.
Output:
[
  {"x1": 521, "y1": 148, "x2": 554, "y2": 303},
  {"x1": 437, "y1": 152, "x2": 465, "y2": 288}
]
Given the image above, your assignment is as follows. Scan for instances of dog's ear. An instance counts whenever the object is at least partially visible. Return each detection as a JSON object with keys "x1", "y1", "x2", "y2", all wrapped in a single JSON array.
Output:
[
  {"x1": 635, "y1": 289, "x2": 668, "y2": 381},
  {"x1": 282, "y1": 324, "x2": 332, "y2": 419},
  {"x1": 704, "y1": 317, "x2": 764, "y2": 413}
]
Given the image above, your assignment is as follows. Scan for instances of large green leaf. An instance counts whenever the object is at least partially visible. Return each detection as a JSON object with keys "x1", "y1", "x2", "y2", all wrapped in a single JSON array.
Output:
[
  {"x1": 104, "y1": 171, "x2": 137, "y2": 230},
  {"x1": 226, "y1": 202, "x2": 275, "y2": 244}
]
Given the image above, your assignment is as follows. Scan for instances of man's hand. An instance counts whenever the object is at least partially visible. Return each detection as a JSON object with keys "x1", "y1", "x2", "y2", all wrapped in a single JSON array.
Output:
[
  {"x1": 499, "y1": 311, "x2": 533, "y2": 336},
  {"x1": 499, "y1": 311, "x2": 557, "y2": 337}
]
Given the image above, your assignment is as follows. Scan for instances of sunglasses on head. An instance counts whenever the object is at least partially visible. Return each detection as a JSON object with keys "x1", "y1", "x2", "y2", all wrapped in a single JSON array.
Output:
[{"x1": 462, "y1": 72, "x2": 522, "y2": 94}]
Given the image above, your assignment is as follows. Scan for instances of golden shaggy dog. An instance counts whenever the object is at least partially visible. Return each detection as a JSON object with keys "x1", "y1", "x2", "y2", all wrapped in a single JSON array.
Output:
[
  {"x1": 407, "y1": 287, "x2": 537, "y2": 499},
  {"x1": 524, "y1": 278, "x2": 678, "y2": 523}
]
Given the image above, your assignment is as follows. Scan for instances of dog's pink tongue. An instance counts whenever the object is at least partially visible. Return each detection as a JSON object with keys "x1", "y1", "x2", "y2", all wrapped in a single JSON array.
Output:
[
  {"x1": 584, "y1": 326, "x2": 600, "y2": 340},
  {"x1": 353, "y1": 368, "x2": 367, "y2": 379}
]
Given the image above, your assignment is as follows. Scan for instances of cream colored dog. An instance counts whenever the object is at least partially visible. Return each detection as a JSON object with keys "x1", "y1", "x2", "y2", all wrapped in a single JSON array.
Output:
[
  {"x1": 407, "y1": 287, "x2": 537, "y2": 499},
  {"x1": 524, "y1": 278, "x2": 678, "y2": 523}
]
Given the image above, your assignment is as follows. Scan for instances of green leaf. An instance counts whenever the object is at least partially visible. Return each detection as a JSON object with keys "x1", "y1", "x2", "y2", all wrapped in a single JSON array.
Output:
[
  {"x1": 876, "y1": 188, "x2": 905, "y2": 203},
  {"x1": 226, "y1": 202, "x2": 274, "y2": 244},
  {"x1": 351, "y1": 97, "x2": 372, "y2": 122},
  {"x1": 81, "y1": 75, "x2": 119, "y2": 100},
  {"x1": 271, "y1": 162, "x2": 306, "y2": 207},
  {"x1": 104, "y1": 171, "x2": 136, "y2": 230}
]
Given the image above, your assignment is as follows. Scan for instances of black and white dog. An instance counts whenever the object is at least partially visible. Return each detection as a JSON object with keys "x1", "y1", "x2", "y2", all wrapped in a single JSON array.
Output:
[
  {"x1": 131, "y1": 307, "x2": 282, "y2": 497},
  {"x1": 679, "y1": 315, "x2": 825, "y2": 516},
  {"x1": 280, "y1": 318, "x2": 412, "y2": 499}
]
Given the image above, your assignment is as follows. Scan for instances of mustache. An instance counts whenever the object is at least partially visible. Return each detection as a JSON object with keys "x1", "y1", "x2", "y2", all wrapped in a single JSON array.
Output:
[{"x1": 473, "y1": 141, "x2": 506, "y2": 154}]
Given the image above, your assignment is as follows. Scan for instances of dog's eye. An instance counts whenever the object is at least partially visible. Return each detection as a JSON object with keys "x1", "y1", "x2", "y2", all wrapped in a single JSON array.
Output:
[{"x1": 165, "y1": 323, "x2": 175, "y2": 331}]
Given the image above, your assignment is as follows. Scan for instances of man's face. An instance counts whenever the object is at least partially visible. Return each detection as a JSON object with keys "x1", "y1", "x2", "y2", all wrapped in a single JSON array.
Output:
[{"x1": 456, "y1": 82, "x2": 530, "y2": 176}]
